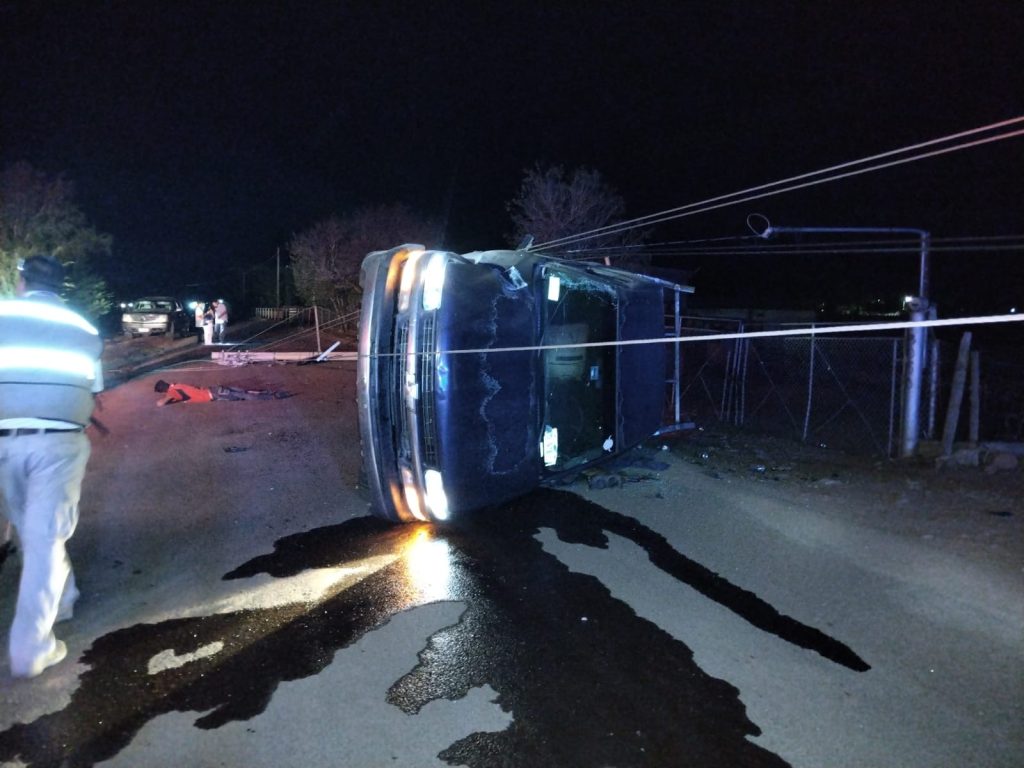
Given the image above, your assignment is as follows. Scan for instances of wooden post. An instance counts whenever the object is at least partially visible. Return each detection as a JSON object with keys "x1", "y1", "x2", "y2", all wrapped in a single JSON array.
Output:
[
  {"x1": 314, "y1": 304, "x2": 322, "y2": 354},
  {"x1": 941, "y1": 332, "x2": 972, "y2": 456},
  {"x1": 969, "y1": 350, "x2": 981, "y2": 446}
]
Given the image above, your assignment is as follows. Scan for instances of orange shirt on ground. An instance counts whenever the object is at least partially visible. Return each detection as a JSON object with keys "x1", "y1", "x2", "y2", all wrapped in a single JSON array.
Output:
[{"x1": 165, "y1": 383, "x2": 214, "y2": 403}]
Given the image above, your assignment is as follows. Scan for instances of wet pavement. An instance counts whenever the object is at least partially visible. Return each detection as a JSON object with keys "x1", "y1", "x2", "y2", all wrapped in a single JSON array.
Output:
[
  {"x1": 0, "y1": 493, "x2": 871, "y2": 768},
  {"x1": 0, "y1": 362, "x2": 1020, "y2": 767}
]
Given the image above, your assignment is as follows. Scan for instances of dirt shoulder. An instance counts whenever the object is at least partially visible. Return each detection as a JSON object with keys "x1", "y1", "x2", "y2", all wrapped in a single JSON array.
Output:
[{"x1": 655, "y1": 426, "x2": 1024, "y2": 574}]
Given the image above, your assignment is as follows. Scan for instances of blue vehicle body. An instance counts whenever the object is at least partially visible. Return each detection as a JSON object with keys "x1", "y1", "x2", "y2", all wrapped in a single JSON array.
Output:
[{"x1": 358, "y1": 245, "x2": 692, "y2": 523}]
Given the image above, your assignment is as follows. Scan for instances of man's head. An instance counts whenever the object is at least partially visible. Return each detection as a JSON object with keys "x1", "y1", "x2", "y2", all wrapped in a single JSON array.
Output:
[
  {"x1": 154, "y1": 380, "x2": 170, "y2": 393},
  {"x1": 17, "y1": 255, "x2": 64, "y2": 294}
]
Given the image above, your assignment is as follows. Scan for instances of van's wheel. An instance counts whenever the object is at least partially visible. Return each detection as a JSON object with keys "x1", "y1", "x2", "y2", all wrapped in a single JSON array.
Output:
[{"x1": 168, "y1": 321, "x2": 176, "y2": 338}]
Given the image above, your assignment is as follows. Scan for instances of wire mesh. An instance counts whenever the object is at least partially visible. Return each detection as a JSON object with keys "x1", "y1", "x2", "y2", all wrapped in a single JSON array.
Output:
[{"x1": 675, "y1": 319, "x2": 903, "y2": 456}]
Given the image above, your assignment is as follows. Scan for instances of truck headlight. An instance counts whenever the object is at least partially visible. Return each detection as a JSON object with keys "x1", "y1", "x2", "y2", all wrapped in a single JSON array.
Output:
[
  {"x1": 421, "y1": 253, "x2": 447, "y2": 311},
  {"x1": 397, "y1": 249, "x2": 425, "y2": 313},
  {"x1": 401, "y1": 466, "x2": 426, "y2": 521},
  {"x1": 423, "y1": 469, "x2": 449, "y2": 520}
]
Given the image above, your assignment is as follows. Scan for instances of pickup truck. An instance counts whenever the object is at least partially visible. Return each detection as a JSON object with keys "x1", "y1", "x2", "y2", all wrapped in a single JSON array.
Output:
[{"x1": 121, "y1": 296, "x2": 191, "y2": 338}]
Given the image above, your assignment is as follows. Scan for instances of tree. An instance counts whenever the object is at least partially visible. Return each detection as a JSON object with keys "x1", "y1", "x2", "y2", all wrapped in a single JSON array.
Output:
[
  {"x1": 0, "y1": 161, "x2": 114, "y2": 318},
  {"x1": 507, "y1": 164, "x2": 648, "y2": 265},
  {"x1": 287, "y1": 204, "x2": 439, "y2": 320}
]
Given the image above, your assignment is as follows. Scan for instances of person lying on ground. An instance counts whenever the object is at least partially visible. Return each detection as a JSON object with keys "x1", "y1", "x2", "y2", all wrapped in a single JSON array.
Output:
[{"x1": 154, "y1": 380, "x2": 294, "y2": 406}]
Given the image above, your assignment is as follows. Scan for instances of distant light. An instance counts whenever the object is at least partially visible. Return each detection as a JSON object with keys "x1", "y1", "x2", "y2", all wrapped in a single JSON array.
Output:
[
  {"x1": 1012, "y1": 307, "x2": 1018, "y2": 314},
  {"x1": 903, "y1": 295, "x2": 914, "y2": 305}
]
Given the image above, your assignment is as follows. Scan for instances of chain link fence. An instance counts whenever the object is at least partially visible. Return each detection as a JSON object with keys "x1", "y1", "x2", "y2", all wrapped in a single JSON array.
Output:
[
  {"x1": 674, "y1": 317, "x2": 904, "y2": 456},
  {"x1": 673, "y1": 316, "x2": 1024, "y2": 456}
]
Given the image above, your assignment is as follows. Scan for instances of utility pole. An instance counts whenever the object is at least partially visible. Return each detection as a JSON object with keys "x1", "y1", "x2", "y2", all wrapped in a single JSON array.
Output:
[{"x1": 762, "y1": 224, "x2": 931, "y2": 457}]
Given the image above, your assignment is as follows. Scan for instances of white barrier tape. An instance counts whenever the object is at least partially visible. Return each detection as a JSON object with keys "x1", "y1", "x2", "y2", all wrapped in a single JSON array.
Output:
[{"x1": 362, "y1": 313, "x2": 1024, "y2": 359}]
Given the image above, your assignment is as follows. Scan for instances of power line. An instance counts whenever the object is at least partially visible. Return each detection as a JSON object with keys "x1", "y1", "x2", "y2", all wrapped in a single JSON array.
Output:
[
  {"x1": 532, "y1": 117, "x2": 1024, "y2": 250},
  {"x1": 623, "y1": 243, "x2": 1024, "y2": 258},
  {"x1": 554, "y1": 233, "x2": 1024, "y2": 260}
]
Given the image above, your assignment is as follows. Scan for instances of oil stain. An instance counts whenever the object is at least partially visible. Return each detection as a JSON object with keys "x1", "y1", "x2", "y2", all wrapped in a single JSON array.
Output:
[{"x1": 0, "y1": 489, "x2": 867, "y2": 767}]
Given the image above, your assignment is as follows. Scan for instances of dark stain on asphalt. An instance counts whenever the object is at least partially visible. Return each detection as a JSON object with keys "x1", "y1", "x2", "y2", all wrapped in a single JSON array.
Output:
[{"x1": 0, "y1": 489, "x2": 868, "y2": 767}]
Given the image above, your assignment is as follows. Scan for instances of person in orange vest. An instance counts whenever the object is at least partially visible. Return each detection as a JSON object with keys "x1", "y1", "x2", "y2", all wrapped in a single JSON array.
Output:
[{"x1": 154, "y1": 380, "x2": 293, "y2": 406}]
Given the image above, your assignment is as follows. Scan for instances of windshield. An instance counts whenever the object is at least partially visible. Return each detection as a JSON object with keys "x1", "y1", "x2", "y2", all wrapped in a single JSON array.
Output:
[
  {"x1": 540, "y1": 267, "x2": 617, "y2": 471},
  {"x1": 135, "y1": 300, "x2": 174, "y2": 311}
]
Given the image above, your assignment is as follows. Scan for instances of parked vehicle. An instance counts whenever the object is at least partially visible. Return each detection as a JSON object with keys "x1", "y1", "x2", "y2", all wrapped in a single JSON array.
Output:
[
  {"x1": 121, "y1": 296, "x2": 191, "y2": 338},
  {"x1": 358, "y1": 244, "x2": 693, "y2": 523}
]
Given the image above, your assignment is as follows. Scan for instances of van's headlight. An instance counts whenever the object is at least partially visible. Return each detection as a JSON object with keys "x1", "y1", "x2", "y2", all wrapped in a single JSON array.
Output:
[
  {"x1": 401, "y1": 466, "x2": 426, "y2": 521},
  {"x1": 421, "y1": 253, "x2": 447, "y2": 311},
  {"x1": 423, "y1": 469, "x2": 449, "y2": 520},
  {"x1": 397, "y1": 249, "x2": 425, "y2": 313}
]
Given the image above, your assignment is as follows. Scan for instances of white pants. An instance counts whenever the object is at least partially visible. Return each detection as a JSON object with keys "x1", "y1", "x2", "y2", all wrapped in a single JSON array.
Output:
[
  {"x1": 0, "y1": 431, "x2": 89, "y2": 673},
  {"x1": 203, "y1": 323, "x2": 214, "y2": 345}
]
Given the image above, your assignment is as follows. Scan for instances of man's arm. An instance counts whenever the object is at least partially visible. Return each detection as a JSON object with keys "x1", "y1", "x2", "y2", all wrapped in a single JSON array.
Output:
[{"x1": 157, "y1": 387, "x2": 191, "y2": 406}]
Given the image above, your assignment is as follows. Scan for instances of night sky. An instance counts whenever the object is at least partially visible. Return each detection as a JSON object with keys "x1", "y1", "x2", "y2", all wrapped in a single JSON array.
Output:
[{"x1": 2, "y1": 1, "x2": 1022, "y2": 310}]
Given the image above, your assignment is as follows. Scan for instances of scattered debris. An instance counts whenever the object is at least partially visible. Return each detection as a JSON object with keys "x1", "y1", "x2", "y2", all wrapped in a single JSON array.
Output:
[
  {"x1": 984, "y1": 452, "x2": 1019, "y2": 475},
  {"x1": 936, "y1": 447, "x2": 981, "y2": 469}
]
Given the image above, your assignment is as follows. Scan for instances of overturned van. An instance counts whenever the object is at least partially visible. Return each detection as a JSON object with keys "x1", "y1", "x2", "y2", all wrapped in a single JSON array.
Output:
[{"x1": 357, "y1": 244, "x2": 693, "y2": 523}]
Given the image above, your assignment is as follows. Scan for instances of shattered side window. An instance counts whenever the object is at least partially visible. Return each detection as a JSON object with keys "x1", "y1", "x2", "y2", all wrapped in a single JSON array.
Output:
[{"x1": 540, "y1": 268, "x2": 618, "y2": 471}]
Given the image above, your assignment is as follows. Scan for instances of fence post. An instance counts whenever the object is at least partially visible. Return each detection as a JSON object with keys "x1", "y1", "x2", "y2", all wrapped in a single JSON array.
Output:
[
  {"x1": 969, "y1": 350, "x2": 980, "y2": 445},
  {"x1": 802, "y1": 332, "x2": 815, "y2": 442},
  {"x1": 720, "y1": 346, "x2": 732, "y2": 422},
  {"x1": 673, "y1": 290, "x2": 681, "y2": 425},
  {"x1": 941, "y1": 331, "x2": 972, "y2": 456},
  {"x1": 888, "y1": 338, "x2": 899, "y2": 456},
  {"x1": 927, "y1": 336, "x2": 940, "y2": 440},
  {"x1": 739, "y1": 336, "x2": 750, "y2": 426},
  {"x1": 900, "y1": 301, "x2": 927, "y2": 457}
]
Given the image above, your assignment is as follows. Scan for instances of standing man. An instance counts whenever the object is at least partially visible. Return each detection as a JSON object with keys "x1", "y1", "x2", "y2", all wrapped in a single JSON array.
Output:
[
  {"x1": 0, "y1": 255, "x2": 103, "y2": 678},
  {"x1": 202, "y1": 302, "x2": 215, "y2": 346},
  {"x1": 213, "y1": 299, "x2": 228, "y2": 344},
  {"x1": 193, "y1": 301, "x2": 206, "y2": 344}
]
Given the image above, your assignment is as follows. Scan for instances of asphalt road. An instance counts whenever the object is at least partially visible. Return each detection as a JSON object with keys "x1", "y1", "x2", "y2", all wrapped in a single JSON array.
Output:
[{"x1": 0, "y1": 356, "x2": 1021, "y2": 767}]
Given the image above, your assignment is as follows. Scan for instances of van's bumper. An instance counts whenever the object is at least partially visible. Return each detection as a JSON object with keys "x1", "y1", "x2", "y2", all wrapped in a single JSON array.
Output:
[{"x1": 357, "y1": 245, "x2": 431, "y2": 523}]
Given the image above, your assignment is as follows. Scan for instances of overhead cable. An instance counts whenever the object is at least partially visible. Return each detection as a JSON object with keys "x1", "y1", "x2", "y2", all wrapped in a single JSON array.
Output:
[{"x1": 533, "y1": 117, "x2": 1024, "y2": 250}]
